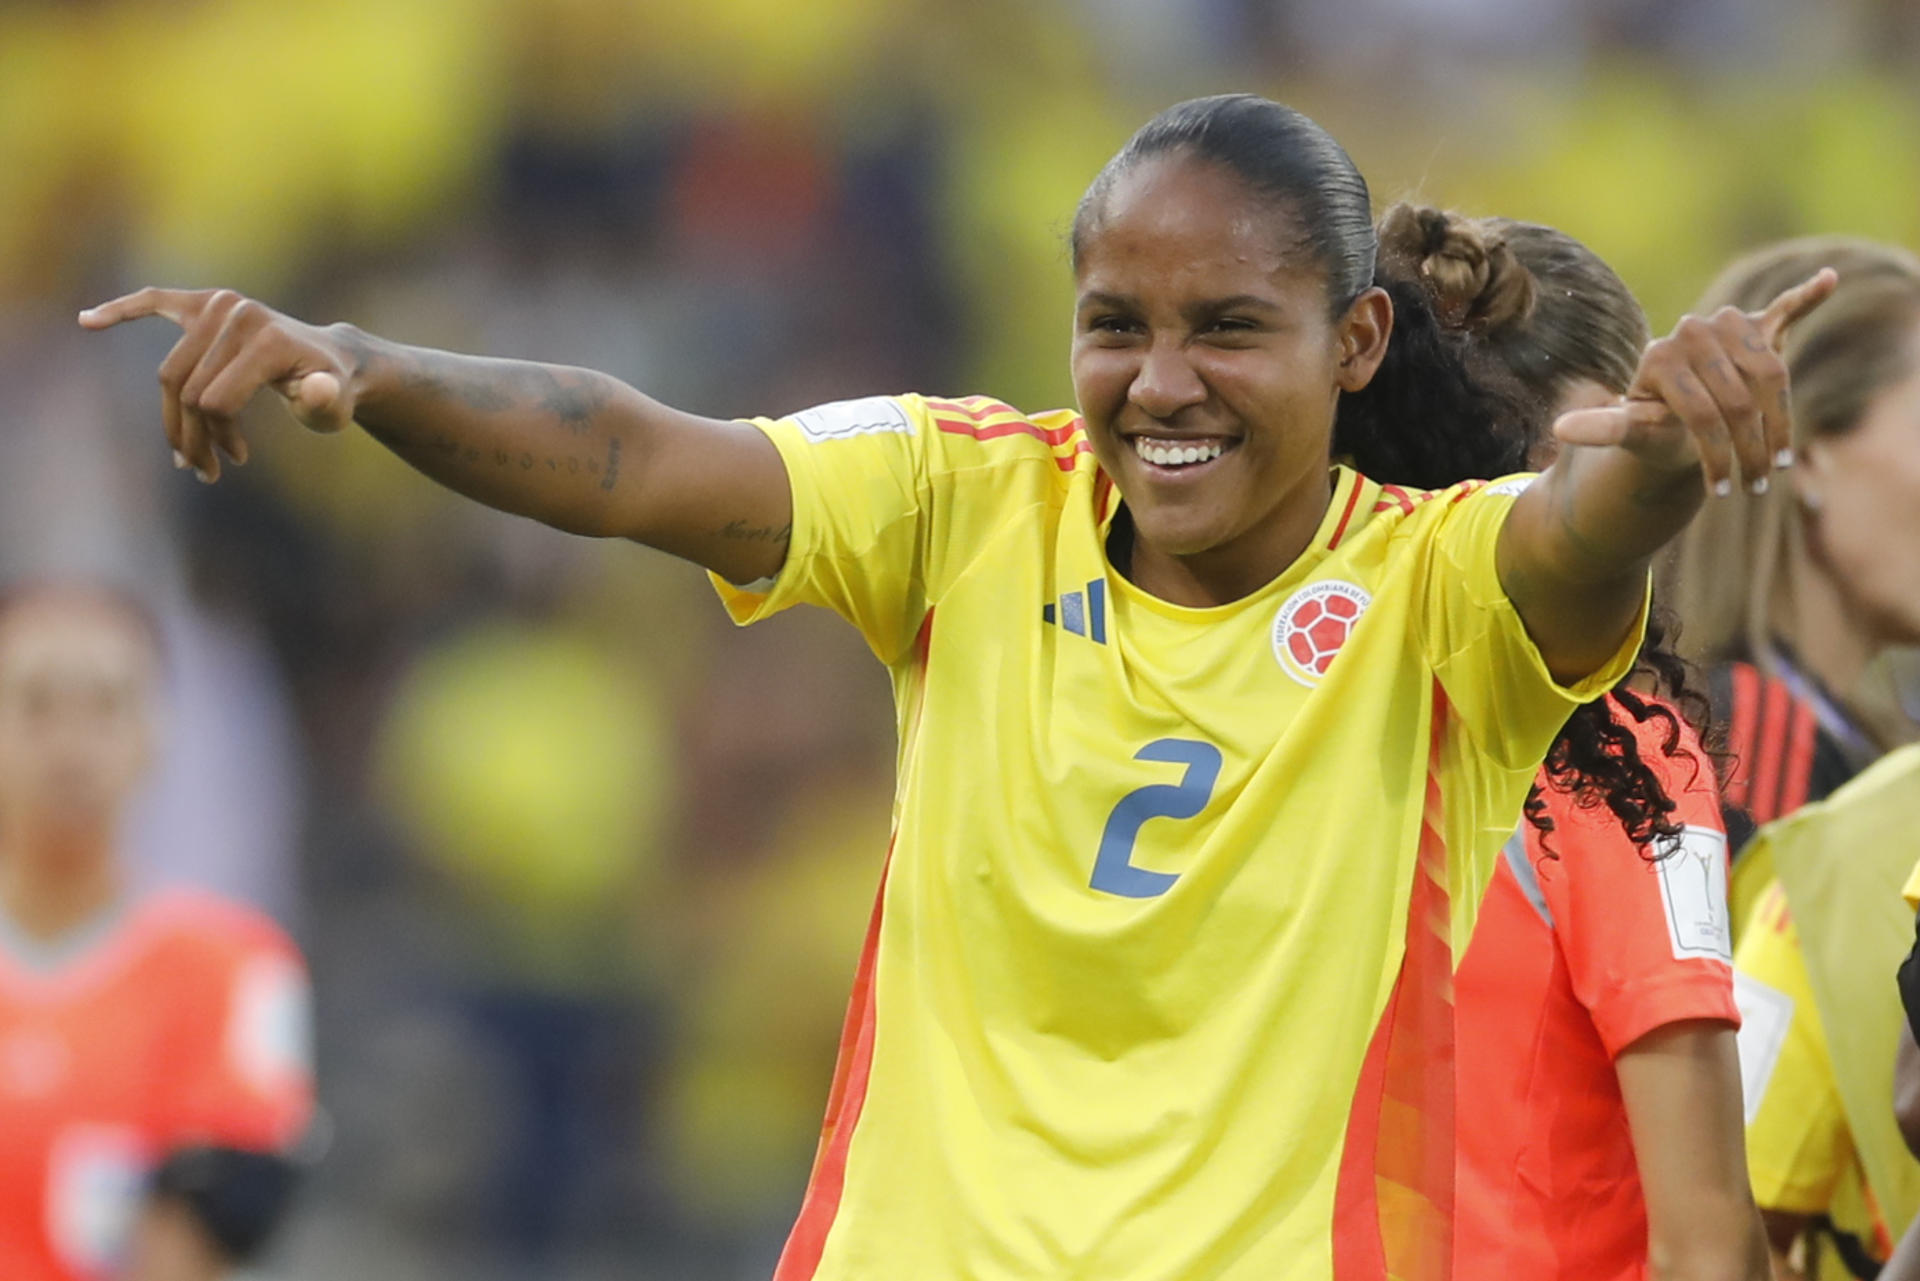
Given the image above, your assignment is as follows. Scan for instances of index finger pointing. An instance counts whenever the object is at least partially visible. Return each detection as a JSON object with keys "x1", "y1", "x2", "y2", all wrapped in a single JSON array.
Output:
[
  {"x1": 77, "y1": 287, "x2": 202, "y2": 331},
  {"x1": 1756, "y1": 268, "x2": 1839, "y2": 350}
]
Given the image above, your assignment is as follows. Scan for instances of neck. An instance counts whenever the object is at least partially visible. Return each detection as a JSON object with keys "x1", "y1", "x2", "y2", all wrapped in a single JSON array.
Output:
[
  {"x1": 1127, "y1": 468, "x2": 1334, "y2": 608},
  {"x1": 1777, "y1": 536, "x2": 1881, "y2": 707},
  {"x1": 0, "y1": 823, "x2": 122, "y2": 946}
]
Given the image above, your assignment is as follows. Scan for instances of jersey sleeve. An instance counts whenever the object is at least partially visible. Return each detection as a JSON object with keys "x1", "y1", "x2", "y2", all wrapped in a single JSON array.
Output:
[
  {"x1": 1540, "y1": 710, "x2": 1739, "y2": 1057},
  {"x1": 1904, "y1": 856, "x2": 1920, "y2": 911},
  {"x1": 708, "y1": 394, "x2": 932, "y2": 664},
  {"x1": 709, "y1": 394, "x2": 1075, "y2": 666},
  {"x1": 1736, "y1": 884, "x2": 1853, "y2": 1215},
  {"x1": 1417, "y1": 478, "x2": 1647, "y2": 771},
  {"x1": 164, "y1": 928, "x2": 315, "y2": 1153}
]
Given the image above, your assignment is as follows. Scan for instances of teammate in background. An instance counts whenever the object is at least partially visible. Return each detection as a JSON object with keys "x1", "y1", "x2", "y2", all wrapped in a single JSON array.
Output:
[
  {"x1": 1657, "y1": 240, "x2": 1920, "y2": 899},
  {"x1": 1342, "y1": 206, "x2": 1762, "y2": 1281},
  {"x1": 1735, "y1": 743, "x2": 1920, "y2": 1281},
  {"x1": 0, "y1": 586, "x2": 313, "y2": 1281},
  {"x1": 83, "y1": 95, "x2": 1825, "y2": 1279},
  {"x1": 1653, "y1": 239, "x2": 1920, "y2": 1281}
]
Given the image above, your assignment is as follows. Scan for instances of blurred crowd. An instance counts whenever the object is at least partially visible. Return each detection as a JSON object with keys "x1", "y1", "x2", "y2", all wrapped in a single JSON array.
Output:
[{"x1": 3, "y1": 1, "x2": 1920, "y2": 1278}]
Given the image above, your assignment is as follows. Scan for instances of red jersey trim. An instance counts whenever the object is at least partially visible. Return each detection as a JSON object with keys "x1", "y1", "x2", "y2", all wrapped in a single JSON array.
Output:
[
  {"x1": 774, "y1": 612, "x2": 934, "y2": 1279},
  {"x1": 1779, "y1": 701, "x2": 1818, "y2": 817},
  {"x1": 1372, "y1": 484, "x2": 1418, "y2": 516},
  {"x1": 926, "y1": 398, "x2": 1091, "y2": 473},
  {"x1": 1327, "y1": 473, "x2": 1367, "y2": 550},
  {"x1": 1749, "y1": 677, "x2": 1794, "y2": 824},
  {"x1": 772, "y1": 849, "x2": 891, "y2": 1281},
  {"x1": 1333, "y1": 680, "x2": 1457, "y2": 1281},
  {"x1": 1725, "y1": 662, "x2": 1761, "y2": 811}
]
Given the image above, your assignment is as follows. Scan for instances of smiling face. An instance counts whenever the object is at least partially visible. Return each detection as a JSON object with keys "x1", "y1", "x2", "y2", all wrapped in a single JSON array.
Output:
[{"x1": 1071, "y1": 153, "x2": 1389, "y2": 602}]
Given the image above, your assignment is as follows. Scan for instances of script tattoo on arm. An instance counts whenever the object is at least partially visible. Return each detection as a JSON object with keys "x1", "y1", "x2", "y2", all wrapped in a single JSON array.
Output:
[{"x1": 715, "y1": 518, "x2": 792, "y2": 545}]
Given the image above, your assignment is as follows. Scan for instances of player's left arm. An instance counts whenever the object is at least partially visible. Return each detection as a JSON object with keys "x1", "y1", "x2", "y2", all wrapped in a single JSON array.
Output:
[
  {"x1": 1617, "y1": 1020, "x2": 1774, "y2": 1281},
  {"x1": 1496, "y1": 271, "x2": 1835, "y2": 685}
]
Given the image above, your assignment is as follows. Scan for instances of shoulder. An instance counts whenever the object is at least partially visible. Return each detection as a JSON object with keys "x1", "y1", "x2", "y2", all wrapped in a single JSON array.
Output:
[
  {"x1": 1349, "y1": 472, "x2": 1528, "y2": 543},
  {"x1": 912, "y1": 395, "x2": 1091, "y2": 474},
  {"x1": 757, "y1": 393, "x2": 1093, "y2": 494},
  {"x1": 131, "y1": 890, "x2": 302, "y2": 977}
]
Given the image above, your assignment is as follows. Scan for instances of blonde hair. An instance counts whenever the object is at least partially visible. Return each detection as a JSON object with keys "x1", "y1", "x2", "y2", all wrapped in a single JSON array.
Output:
[{"x1": 1656, "y1": 237, "x2": 1920, "y2": 741}]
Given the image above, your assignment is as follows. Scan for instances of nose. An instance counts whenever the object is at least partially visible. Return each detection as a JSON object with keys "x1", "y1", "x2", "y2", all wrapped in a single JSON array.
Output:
[{"x1": 1128, "y1": 339, "x2": 1206, "y2": 420}]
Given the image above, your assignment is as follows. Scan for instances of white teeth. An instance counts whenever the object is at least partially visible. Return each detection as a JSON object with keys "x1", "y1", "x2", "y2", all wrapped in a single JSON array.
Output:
[{"x1": 1133, "y1": 438, "x2": 1225, "y2": 468}]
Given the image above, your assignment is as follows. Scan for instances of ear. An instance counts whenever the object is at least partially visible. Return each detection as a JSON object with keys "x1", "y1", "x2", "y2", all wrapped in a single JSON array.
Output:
[
  {"x1": 1790, "y1": 434, "x2": 1831, "y2": 511},
  {"x1": 1334, "y1": 286, "x2": 1394, "y2": 393}
]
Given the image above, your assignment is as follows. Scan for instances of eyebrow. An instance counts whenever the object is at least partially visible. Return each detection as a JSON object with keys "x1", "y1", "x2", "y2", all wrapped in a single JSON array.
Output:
[{"x1": 1075, "y1": 290, "x2": 1284, "y2": 320}]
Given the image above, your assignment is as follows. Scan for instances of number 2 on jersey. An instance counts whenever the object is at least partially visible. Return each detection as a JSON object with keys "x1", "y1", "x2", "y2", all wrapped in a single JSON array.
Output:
[{"x1": 1090, "y1": 738, "x2": 1222, "y2": 899}]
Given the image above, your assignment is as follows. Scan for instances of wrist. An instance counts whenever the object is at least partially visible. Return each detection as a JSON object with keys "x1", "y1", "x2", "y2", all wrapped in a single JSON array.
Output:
[{"x1": 326, "y1": 322, "x2": 386, "y2": 417}]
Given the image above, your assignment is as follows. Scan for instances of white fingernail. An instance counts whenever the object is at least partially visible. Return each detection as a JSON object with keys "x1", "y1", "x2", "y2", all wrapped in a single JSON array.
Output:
[
  {"x1": 1774, "y1": 449, "x2": 1795, "y2": 468},
  {"x1": 1750, "y1": 476, "x2": 1770, "y2": 495},
  {"x1": 1713, "y1": 478, "x2": 1733, "y2": 498},
  {"x1": 172, "y1": 450, "x2": 189, "y2": 470}
]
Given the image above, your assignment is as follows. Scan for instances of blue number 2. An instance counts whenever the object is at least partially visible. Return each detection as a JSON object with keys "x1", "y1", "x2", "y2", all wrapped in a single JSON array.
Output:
[{"x1": 1090, "y1": 738, "x2": 1223, "y2": 899}]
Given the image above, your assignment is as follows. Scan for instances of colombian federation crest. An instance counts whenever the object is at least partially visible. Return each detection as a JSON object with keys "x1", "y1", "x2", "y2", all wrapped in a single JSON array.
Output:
[{"x1": 1272, "y1": 579, "x2": 1371, "y2": 686}]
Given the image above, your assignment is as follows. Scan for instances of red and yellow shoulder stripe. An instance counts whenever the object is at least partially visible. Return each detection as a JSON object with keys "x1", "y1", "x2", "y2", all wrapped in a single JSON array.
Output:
[{"x1": 923, "y1": 395, "x2": 1091, "y2": 474}]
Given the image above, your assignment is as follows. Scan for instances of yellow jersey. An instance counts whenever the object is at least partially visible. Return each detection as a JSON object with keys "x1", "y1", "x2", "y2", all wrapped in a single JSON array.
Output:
[
  {"x1": 714, "y1": 393, "x2": 1640, "y2": 1281},
  {"x1": 1737, "y1": 746, "x2": 1920, "y2": 1277},
  {"x1": 1736, "y1": 883, "x2": 1889, "y2": 1275}
]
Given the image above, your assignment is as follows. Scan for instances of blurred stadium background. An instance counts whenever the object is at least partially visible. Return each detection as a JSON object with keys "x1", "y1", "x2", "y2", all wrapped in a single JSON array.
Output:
[{"x1": 4, "y1": 1, "x2": 1919, "y2": 1277}]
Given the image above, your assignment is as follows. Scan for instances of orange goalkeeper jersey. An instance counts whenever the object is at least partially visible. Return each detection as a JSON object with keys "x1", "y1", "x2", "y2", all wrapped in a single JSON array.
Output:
[{"x1": 0, "y1": 889, "x2": 313, "y2": 1281}]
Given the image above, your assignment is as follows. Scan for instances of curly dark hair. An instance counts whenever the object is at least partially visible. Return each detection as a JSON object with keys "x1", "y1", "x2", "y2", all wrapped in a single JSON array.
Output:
[{"x1": 1335, "y1": 205, "x2": 1717, "y2": 856}]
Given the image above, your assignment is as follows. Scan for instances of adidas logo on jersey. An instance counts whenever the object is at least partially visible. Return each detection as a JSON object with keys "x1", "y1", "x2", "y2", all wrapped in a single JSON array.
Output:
[{"x1": 1042, "y1": 579, "x2": 1108, "y2": 644}]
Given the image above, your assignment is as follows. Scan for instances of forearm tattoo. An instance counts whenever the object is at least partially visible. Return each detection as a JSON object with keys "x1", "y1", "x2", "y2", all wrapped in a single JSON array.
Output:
[{"x1": 357, "y1": 339, "x2": 629, "y2": 492}]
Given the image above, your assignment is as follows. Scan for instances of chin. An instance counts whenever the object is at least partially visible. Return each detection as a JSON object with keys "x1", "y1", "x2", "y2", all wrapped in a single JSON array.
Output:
[{"x1": 1128, "y1": 504, "x2": 1235, "y2": 559}]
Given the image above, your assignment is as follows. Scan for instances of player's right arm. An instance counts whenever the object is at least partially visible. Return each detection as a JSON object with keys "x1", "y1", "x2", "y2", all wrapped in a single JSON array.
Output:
[{"x1": 79, "y1": 288, "x2": 794, "y2": 586}]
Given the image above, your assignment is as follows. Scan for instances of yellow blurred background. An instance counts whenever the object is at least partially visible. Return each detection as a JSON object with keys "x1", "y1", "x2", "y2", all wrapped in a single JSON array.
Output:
[{"x1": 3, "y1": 1, "x2": 1917, "y2": 1276}]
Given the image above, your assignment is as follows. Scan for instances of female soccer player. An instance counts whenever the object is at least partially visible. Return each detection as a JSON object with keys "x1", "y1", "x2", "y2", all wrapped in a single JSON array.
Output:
[
  {"x1": 1660, "y1": 239, "x2": 1920, "y2": 1280},
  {"x1": 83, "y1": 95, "x2": 1827, "y2": 1279},
  {"x1": 1343, "y1": 206, "x2": 1765, "y2": 1281}
]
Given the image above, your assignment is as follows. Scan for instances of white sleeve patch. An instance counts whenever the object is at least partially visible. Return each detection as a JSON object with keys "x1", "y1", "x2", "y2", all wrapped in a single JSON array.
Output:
[
  {"x1": 227, "y1": 952, "x2": 313, "y2": 1095},
  {"x1": 1484, "y1": 476, "x2": 1535, "y2": 497},
  {"x1": 1656, "y1": 824, "x2": 1733, "y2": 962},
  {"x1": 1732, "y1": 970, "x2": 1795, "y2": 1124},
  {"x1": 790, "y1": 396, "x2": 913, "y2": 443},
  {"x1": 47, "y1": 1124, "x2": 150, "y2": 1276}
]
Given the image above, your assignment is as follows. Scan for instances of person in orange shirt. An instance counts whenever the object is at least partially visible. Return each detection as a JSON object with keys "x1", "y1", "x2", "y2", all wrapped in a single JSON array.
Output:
[
  {"x1": 0, "y1": 584, "x2": 313, "y2": 1281},
  {"x1": 1339, "y1": 206, "x2": 1763, "y2": 1280}
]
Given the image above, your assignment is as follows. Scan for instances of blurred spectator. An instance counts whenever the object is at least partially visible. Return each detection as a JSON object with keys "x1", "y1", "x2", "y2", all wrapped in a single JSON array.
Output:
[{"x1": 0, "y1": 586, "x2": 313, "y2": 1281}]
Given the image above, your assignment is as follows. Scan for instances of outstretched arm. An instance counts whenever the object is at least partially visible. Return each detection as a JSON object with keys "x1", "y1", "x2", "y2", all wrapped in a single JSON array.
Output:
[
  {"x1": 1495, "y1": 270, "x2": 1836, "y2": 684},
  {"x1": 1617, "y1": 1020, "x2": 1773, "y2": 1281},
  {"x1": 80, "y1": 289, "x2": 794, "y2": 585}
]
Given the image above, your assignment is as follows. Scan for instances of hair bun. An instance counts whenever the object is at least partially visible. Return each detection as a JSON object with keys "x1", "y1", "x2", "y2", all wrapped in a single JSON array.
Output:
[{"x1": 1377, "y1": 202, "x2": 1537, "y2": 334}]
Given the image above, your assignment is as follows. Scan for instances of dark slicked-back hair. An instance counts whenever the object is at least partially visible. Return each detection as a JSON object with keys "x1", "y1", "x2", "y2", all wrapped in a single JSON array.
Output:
[{"x1": 1071, "y1": 94, "x2": 1378, "y2": 315}]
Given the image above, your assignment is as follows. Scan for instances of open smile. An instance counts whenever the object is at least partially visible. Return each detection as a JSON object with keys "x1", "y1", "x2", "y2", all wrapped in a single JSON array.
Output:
[{"x1": 1128, "y1": 435, "x2": 1238, "y2": 475}]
